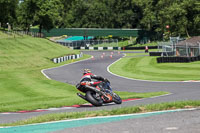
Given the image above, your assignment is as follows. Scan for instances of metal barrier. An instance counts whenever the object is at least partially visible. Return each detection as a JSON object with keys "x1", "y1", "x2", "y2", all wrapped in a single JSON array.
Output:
[
  {"x1": 57, "y1": 39, "x2": 119, "y2": 47},
  {"x1": 157, "y1": 56, "x2": 200, "y2": 63},
  {"x1": 52, "y1": 53, "x2": 83, "y2": 63},
  {"x1": 3, "y1": 30, "x2": 44, "y2": 38}
]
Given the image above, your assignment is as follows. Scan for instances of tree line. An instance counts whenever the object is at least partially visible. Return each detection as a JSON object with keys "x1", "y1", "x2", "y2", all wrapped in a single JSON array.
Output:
[{"x1": 0, "y1": 0, "x2": 199, "y2": 37}]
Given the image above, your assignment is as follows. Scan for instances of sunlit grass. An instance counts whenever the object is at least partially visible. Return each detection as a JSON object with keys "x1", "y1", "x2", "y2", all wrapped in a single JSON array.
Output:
[
  {"x1": 0, "y1": 32, "x2": 84, "y2": 112},
  {"x1": 109, "y1": 53, "x2": 200, "y2": 81}
]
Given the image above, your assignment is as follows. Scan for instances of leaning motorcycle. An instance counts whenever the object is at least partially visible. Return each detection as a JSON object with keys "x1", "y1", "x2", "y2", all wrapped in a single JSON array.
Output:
[{"x1": 76, "y1": 80, "x2": 122, "y2": 106}]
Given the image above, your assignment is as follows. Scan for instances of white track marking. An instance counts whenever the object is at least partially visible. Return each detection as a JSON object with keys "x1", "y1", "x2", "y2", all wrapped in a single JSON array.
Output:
[{"x1": 41, "y1": 57, "x2": 92, "y2": 80}]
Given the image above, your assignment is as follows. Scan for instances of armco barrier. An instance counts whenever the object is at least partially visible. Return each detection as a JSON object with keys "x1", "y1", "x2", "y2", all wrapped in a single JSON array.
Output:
[
  {"x1": 157, "y1": 56, "x2": 200, "y2": 63},
  {"x1": 57, "y1": 41, "x2": 157, "y2": 50},
  {"x1": 72, "y1": 47, "x2": 121, "y2": 50},
  {"x1": 52, "y1": 53, "x2": 83, "y2": 63},
  {"x1": 123, "y1": 46, "x2": 157, "y2": 50},
  {"x1": 149, "y1": 51, "x2": 174, "y2": 56},
  {"x1": 149, "y1": 52, "x2": 162, "y2": 56},
  {"x1": 69, "y1": 46, "x2": 157, "y2": 50}
]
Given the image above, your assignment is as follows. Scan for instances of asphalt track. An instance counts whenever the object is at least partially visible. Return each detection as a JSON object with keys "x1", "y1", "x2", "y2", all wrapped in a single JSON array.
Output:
[
  {"x1": 1, "y1": 108, "x2": 200, "y2": 133},
  {"x1": 1, "y1": 51, "x2": 200, "y2": 131}
]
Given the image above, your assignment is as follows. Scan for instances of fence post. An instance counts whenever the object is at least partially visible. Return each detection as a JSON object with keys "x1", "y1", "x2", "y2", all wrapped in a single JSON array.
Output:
[
  {"x1": 186, "y1": 43, "x2": 188, "y2": 57},
  {"x1": 174, "y1": 41, "x2": 176, "y2": 56},
  {"x1": 198, "y1": 42, "x2": 200, "y2": 56}
]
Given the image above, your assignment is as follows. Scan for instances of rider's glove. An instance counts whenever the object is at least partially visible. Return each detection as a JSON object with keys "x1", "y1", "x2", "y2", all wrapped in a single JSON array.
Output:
[{"x1": 104, "y1": 78, "x2": 110, "y2": 83}]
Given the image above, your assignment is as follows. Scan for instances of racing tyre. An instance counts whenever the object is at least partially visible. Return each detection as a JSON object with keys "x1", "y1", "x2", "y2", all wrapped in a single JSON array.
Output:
[
  {"x1": 86, "y1": 91, "x2": 103, "y2": 106},
  {"x1": 112, "y1": 92, "x2": 122, "y2": 104}
]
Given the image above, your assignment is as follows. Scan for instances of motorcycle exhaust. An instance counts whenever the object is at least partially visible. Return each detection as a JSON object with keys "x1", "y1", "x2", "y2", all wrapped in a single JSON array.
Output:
[
  {"x1": 85, "y1": 85, "x2": 103, "y2": 94},
  {"x1": 77, "y1": 93, "x2": 87, "y2": 100}
]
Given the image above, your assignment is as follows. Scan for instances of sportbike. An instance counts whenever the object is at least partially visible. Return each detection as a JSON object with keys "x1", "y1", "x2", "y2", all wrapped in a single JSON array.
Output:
[{"x1": 76, "y1": 80, "x2": 122, "y2": 106}]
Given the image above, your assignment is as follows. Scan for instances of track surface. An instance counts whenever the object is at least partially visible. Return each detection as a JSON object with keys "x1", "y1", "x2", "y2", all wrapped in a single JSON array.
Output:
[
  {"x1": 53, "y1": 108, "x2": 200, "y2": 133},
  {"x1": 0, "y1": 51, "x2": 200, "y2": 125}
]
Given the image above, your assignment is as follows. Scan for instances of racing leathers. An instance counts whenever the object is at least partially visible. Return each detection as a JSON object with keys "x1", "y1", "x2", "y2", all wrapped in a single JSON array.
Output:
[{"x1": 77, "y1": 73, "x2": 106, "y2": 93}]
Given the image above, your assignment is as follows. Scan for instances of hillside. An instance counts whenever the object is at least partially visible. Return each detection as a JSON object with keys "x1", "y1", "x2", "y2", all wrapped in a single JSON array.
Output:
[{"x1": 0, "y1": 32, "x2": 84, "y2": 112}]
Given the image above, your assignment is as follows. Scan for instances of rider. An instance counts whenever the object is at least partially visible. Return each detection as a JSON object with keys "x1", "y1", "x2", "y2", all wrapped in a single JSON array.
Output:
[{"x1": 77, "y1": 69, "x2": 109, "y2": 93}]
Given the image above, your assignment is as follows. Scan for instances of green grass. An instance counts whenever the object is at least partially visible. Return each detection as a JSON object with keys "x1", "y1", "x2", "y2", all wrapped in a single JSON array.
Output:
[
  {"x1": 132, "y1": 42, "x2": 158, "y2": 47},
  {"x1": 125, "y1": 52, "x2": 149, "y2": 56},
  {"x1": 109, "y1": 53, "x2": 200, "y2": 81},
  {"x1": 124, "y1": 49, "x2": 158, "y2": 56},
  {"x1": 116, "y1": 91, "x2": 168, "y2": 99},
  {"x1": 0, "y1": 32, "x2": 168, "y2": 112},
  {"x1": 1, "y1": 100, "x2": 199, "y2": 126},
  {"x1": 91, "y1": 40, "x2": 131, "y2": 47},
  {"x1": 92, "y1": 42, "x2": 118, "y2": 47},
  {"x1": 0, "y1": 32, "x2": 84, "y2": 112}
]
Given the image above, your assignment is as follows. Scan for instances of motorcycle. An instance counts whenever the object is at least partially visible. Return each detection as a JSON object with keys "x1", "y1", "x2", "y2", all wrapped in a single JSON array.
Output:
[{"x1": 76, "y1": 80, "x2": 122, "y2": 106}]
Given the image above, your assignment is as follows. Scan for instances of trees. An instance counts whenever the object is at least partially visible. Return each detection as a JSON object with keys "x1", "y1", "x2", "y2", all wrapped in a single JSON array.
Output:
[
  {"x1": 182, "y1": 0, "x2": 200, "y2": 36},
  {"x1": 135, "y1": 0, "x2": 200, "y2": 37},
  {"x1": 33, "y1": 0, "x2": 63, "y2": 33},
  {"x1": 18, "y1": 0, "x2": 63, "y2": 32},
  {"x1": 17, "y1": 0, "x2": 37, "y2": 31},
  {"x1": 107, "y1": 0, "x2": 137, "y2": 28},
  {"x1": 64, "y1": 0, "x2": 141, "y2": 29},
  {"x1": 59, "y1": 0, "x2": 74, "y2": 28},
  {"x1": 0, "y1": 0, "x2": 18, "y2": 29},
  {"x1": 1, "y1": 0, "x2": 199, "y2": 37}
]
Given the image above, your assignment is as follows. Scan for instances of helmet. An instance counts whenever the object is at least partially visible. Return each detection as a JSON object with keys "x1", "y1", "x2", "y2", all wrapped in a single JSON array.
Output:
[{"x1": 83, "y1": 69, "x2": 91, "y2": 75}]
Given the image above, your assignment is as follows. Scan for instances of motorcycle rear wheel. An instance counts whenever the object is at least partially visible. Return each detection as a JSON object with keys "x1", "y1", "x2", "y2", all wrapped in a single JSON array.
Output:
[{"x1": 86, "y1": 91, "x2": 103, "y2": 106}]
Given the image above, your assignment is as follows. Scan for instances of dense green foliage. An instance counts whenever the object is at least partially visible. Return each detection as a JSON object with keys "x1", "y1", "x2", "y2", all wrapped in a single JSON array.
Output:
[
  {"x1": 0, "y1": 0, "x2": 18, "y2": 27},
  {"x1": 0, "y1": 0, "x2": 199, "y2": 37}
]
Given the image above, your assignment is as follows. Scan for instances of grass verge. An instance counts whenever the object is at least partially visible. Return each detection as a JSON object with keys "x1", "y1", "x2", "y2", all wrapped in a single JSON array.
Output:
[
  {"x1": 0, "y1": 32, "x2": 85, "y2": 112},
  {"x1": 109, "y1": 53, "x2": 200, "y2": 81},
  {"x1": 1, "y1": 100, "x2": 199, "y2": 126},
  {"x1": 115, "y1": 91, "x2": 168, "y2": 99}
]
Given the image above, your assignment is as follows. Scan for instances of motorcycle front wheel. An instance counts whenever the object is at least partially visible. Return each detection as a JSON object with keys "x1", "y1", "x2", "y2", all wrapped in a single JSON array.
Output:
[
  {"x1": 112, "y1": 92, "x2": 122, "y2": 104},
  {"x1": 86, "y1": 91, "x2": 103, "y2": 106}
]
